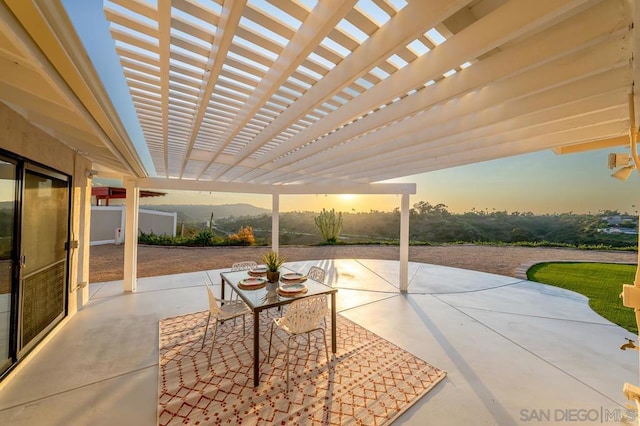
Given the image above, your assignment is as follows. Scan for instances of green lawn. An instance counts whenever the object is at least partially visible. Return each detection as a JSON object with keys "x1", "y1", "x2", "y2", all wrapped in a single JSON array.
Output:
[{"x1": 527, "y1": 262, "x2": 637, "y2": 333}]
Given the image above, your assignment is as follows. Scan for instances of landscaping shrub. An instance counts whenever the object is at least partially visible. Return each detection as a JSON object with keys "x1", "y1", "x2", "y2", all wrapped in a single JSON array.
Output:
[{"x1": 227, "y1": 226, "x2": 256, "y2": 246}]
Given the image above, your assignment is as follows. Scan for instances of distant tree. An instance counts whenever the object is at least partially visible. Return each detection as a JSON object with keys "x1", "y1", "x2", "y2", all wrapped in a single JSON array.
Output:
[
  {"x1": 510, "y1": 227, "x2": 533, "y2": 242},
  {"x1": 411, "y1": 201, "x2": 450, "y2": 216}
]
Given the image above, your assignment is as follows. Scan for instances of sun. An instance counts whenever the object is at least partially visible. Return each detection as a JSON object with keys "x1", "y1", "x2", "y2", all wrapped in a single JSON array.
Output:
[{"x1": 340, "y1": 194, "x2": 356, "y2": 201}]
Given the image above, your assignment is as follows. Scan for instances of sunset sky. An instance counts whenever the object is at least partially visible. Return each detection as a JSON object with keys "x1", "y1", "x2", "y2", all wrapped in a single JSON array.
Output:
[{"x1": 125, "y1": 145, "x2": 640, "y2": 215}]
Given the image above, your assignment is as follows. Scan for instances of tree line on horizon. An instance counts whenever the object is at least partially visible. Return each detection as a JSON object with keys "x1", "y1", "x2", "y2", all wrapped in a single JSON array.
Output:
[{"x1": 209, "y1": 201, "x2": 637, "y2": 250}]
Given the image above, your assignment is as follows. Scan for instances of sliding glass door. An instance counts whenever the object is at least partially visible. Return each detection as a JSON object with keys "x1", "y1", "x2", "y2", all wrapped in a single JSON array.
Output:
[
  {"x1": 0, "y1": 152, "x2": 71, "y2": 379},
  {"x1": 0, "y1": 158, "x2": 16, "y2": 375},
  {"x1": 18, "y1": 165, "x2": 69, "y2": 355}
]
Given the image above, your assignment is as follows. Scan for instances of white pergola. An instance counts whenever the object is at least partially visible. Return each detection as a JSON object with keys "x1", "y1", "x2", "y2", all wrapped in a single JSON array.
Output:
[
  {"x1": 2, "y1": 0, "x2": 640, "y2": 287},
  {"x1": 2, "y1": 0, "x2": 640, "y2": 408}
]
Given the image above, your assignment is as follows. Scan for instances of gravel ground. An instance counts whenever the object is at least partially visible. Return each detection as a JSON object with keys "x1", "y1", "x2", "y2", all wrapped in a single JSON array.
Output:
[{"x1": 89, "y1": 244, "x2": 638, "y2": 283}]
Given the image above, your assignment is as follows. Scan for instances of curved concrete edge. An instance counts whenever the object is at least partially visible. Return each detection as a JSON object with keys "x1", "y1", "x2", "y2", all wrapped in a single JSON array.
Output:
[
  {"x1": 514, "y1": 261, "x2": 538, "y2": 280},
  {"x1": 514, "y1": 259, "x2": 637, "y2": 280}
]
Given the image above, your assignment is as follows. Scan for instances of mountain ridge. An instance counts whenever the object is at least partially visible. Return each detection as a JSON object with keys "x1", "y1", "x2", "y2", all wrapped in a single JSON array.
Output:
[{"x1": 140, "y1": 203, "x2": 270, "y2": 222}]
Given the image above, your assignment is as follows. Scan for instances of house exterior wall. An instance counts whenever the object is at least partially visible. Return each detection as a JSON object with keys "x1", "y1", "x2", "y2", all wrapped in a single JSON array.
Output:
[{"x1": 0, "y1": 102, "x2": 91, "y2": 315}]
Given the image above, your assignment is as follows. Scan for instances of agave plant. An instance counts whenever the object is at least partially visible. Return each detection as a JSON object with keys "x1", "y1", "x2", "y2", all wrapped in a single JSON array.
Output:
[{"x1": 261, "y1": 250, "x2": 285, "y2": 272}]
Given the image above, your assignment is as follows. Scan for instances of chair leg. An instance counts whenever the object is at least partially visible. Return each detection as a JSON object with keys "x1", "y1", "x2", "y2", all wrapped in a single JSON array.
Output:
[
  {"x1": 242, "y1": 314, "x2": 246, "y2": 336},
  {"x1": 267, "y1": 321, "x2": 275, "y2": 362},
  {"x1": 286, "y1": 336, "x2": 292, "y2": 392},
  {"x1": 208, "y1": 322, "x2": 219, "y2": 366},
  {"x1": 320, "y1": 329, "x2": 329, "y2": 364},
  {"x1": 201, "y1": 312, "x2": 211, "y2": 349}
]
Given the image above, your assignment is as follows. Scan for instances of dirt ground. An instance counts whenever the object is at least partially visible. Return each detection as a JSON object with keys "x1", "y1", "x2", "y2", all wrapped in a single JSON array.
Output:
[{"x1": 89, "y1": 244, "x2": 638, "y2": 283}]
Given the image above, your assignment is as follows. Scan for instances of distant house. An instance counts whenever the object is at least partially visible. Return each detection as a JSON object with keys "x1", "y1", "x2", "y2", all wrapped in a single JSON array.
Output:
[
  {"x1": 603, "y1": 215, "x2": 624, "y2": 226},
  {"x1": 599, "y1": 215, "x2": 638, "y2": 235},
  {"x1": 603, "y1": 215, "x2": 638, "y2": 226}
]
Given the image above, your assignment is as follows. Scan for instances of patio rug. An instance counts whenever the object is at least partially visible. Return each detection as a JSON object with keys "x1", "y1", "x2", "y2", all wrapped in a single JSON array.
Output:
[{"x1": 158, "y1": 310, "x2": 446, "y2": 425}]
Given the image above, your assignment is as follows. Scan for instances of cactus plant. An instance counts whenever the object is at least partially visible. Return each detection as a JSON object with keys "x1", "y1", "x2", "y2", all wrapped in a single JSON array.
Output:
[{"x1": 314, "y1": 208, "x2": 343, "y2": 243}]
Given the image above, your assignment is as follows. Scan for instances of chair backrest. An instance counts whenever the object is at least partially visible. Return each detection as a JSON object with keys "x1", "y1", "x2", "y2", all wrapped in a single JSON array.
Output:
[
  {"x1": 231, "y1": 261, "x2": 257, "y2": 271},
  {"x1": 307, "y1": 266, "x2": 325, "y2": 283},
  {"x1": 282, "y1": 295, "x2": 328, "y2": 334},
  {"x1": 205, "y1": 283, "x2": 221, "y2": 317}
]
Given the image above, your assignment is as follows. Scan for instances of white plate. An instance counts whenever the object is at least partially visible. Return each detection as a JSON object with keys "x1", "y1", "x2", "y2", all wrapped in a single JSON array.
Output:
[
  {"x1": 250, "y1": 266, "x2": 267, "y2": 273},
  {"x1": 239, "y1": 277, "x2": 266, "y2": 286},
  {"x1": 281, "y1": 272, "x2": 304, "y2": 281},
  {"x1": 279, "y1": 283, "x2": 306, "y2": 293}
]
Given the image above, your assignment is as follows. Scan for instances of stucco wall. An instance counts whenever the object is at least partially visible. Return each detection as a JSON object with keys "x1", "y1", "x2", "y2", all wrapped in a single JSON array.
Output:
[
  {"x1": 0, "y1": 101, "x2": 92, "y2": 314},
  {"x1": 0, "y1": 102, "x2": 87, "y2": 175}
]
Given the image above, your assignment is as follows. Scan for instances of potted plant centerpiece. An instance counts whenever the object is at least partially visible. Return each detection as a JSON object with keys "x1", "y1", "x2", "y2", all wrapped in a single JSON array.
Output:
[{"x1": 261, "y1": 250, "x2": 285, "y2": 283}]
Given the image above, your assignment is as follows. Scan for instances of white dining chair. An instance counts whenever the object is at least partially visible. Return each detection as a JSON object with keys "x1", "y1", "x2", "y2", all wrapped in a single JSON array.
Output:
[
  {"x1": 202, "y1": 282, "x2": 251, "y2": 365},
  {"x1": 231, "y1": 261, "x2": 257, "y2": 271},
  {"x1": 267, "y1": 294, "x2": 329, "y2": 391},
  {"x1": 228, "y1": 261, "x2": 258, "y2": 300},
  {"x1": 307, "y1": 266, "x2": 328, "y2": 327},
  {"x1": 307, "y1": 266, "x2": 326, "y2": 283}
]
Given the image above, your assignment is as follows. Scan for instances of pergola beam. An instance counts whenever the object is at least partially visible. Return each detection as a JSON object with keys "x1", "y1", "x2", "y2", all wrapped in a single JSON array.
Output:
[
  {"x1": 179, "y1": 0, "x2": 246, "y2": 177},
  {"x1": 262, "y1": 60, "x2": 629, "y2": 184},
  {"x1": 249, "y1": 0, "x2": 622, "y2": 182},
  {"x1": 158, "y1": 0, "x2": 171, "y2": 177},
  {"x1": 245, "y1": 0, "x2": 590, "y2": 177},
  {"x1": 203, "y1": 0, "x2": 359, "y2": 179},
  {"x1": 358, "y1": 121, "x2": 626, "y2": 181},
  {"x1": 136, "y1": 177, "x2": 415, "y2": 195},
  {"x1": 229, "y1": 0, "x2": 471, "y2": 167},
  {"x1": 553, "y1": 135, "x2": 630, "y2": 155},
  {"x1": 302, "y1": 88, "x2": 628, "y2": 181}
]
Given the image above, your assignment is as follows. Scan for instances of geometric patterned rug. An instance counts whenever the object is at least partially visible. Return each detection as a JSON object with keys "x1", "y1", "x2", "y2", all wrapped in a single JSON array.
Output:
[{"x1": 158, "y1": 310, "x2": 446, "y2": 425}]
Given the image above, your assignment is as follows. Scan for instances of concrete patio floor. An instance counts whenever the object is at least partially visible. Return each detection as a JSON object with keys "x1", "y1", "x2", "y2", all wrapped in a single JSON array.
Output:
[{"x1": 0, "y1": 259, "x2": 637, "y2": 425}]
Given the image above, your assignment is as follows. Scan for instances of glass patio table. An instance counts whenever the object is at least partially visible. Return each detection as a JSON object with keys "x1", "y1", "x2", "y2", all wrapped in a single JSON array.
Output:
[{"x1": 220, "y1": 268, "x2": 337, "y2": 387}]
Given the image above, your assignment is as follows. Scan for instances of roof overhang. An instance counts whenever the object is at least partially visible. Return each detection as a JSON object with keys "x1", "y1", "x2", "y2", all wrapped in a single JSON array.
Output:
[{"x1": 0, "y1": 0, "x2": 148, "y2": 176}]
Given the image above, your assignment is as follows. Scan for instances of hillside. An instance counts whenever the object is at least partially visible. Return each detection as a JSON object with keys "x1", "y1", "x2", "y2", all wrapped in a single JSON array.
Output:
[{"x1": 140, "y1": 203, "x2": 270, "y2": 223}]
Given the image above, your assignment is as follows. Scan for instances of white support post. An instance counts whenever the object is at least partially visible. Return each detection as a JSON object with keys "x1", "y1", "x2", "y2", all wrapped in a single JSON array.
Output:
[
  {"x1": 272, "y1": 192, "x2": 280, "y2": 252},
  {"x1": 399, "y1": 192, "x2": 410, "y2": 292},
  {"x1": 621, "y1": 55, "x2": 640, "y2": 408},
  {"x1": 637, "y1": 208, "x2": 640, "y2": 387},
  {"x1": 77, "y1": 172, "x2": 91, "y2": 307},
  {"x1": 123, "y1": 179, "x2": 139, "y2": 292}
]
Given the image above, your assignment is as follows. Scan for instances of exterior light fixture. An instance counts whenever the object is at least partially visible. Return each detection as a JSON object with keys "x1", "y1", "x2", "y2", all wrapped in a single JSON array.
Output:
[
  {"x1": 608, "y1": 153, "x2": 631, "y2": 169},
  {"x1": 612, "y1": 165, "x2": 636, "y2": 181},
  {"x1": 608, "y1": 153, "x2": 635, "y2": 181}
]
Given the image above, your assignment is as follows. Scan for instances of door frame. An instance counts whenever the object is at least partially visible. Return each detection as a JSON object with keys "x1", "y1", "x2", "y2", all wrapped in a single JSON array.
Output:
[{"x1": 0, "y1": 149, "x2": 71, "y2": 380}]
